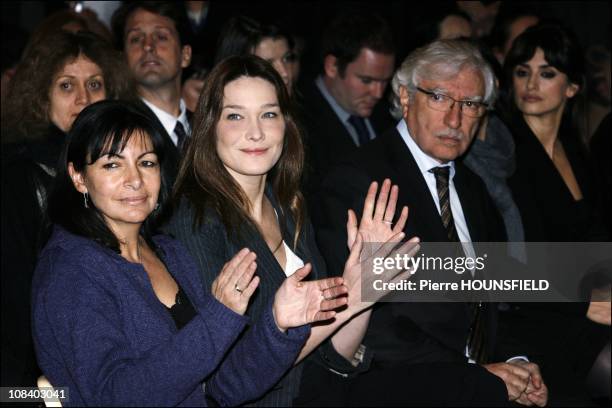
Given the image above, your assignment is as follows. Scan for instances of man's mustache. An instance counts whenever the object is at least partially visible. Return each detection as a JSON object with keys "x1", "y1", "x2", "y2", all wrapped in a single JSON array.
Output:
[{"x1": 434, "y1": 129, "x2": 464, "y2": 140}]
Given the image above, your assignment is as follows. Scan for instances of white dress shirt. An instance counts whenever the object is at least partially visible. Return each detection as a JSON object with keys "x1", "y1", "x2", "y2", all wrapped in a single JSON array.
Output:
[
  {"x1": 396, "y1": 119, "x2": 476, "y2": 262},
  {"x1": 141, "y1": 98, "x2": 191, "y2": 146}
]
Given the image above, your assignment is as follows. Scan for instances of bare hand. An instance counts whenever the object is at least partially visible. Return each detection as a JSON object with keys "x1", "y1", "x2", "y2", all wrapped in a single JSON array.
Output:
[
  {"x1": 273, "y1": 264, "x2": 348, "y2": 332},
  {"x1": 512, "y1": 360, "x2": 548, "y2": 407},
  {"x1": 343, "y1": 231, "x2": 420, "y2": 314},
  {"x1": 587, "y1": 286, "x2": 611, "y2": 325},
  {"x1": 212, "y1": 248, "x2": 259, "y2": 315},
  {"x1": 484, "y1": 362, "x2": 533, "y2": 404},
  {"x1": 346, "y1": 179, "x2": 409, "y2": 255}
]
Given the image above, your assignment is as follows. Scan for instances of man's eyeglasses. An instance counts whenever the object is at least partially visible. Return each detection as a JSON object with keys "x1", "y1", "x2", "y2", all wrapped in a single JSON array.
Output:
[{"x1": 416, "y1": 87, "x2": 488, "y2": 118}]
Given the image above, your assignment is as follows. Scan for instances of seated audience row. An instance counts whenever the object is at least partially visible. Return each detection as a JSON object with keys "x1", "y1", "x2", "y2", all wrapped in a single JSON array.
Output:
[{"x1": 1, "y1": 1, "x2": 609, "y2": 406}]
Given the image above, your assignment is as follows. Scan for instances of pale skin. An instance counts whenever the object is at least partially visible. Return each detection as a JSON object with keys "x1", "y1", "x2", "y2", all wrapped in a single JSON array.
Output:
[
  {"x1": 513, "y1": 48, "x2": 611, "y2": 327},
  {"x1": 216, "y1": 75, "x2": 419, "y2": 362},
  {"x1": 68, "y1": 132, "x2": 348, "y2": 332},
  {"x1": 401, "y1": 66, "x2": 548, "y2": 406}
]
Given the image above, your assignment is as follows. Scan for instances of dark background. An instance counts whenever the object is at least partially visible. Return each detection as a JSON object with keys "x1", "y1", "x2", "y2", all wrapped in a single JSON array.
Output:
[{"x1": 2, "y1": 1, "x2": 610, "y2": 81}]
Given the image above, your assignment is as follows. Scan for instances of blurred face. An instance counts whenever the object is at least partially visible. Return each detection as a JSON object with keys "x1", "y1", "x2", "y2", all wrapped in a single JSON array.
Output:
[
  {"x1": 124, "y1": 8, "x2": 191, "y2": 90},
  {"x1": 216, "y1": 76, "x2": 285, "y2": 184},
  {"x1": 325, "y1": 47, "x2": 395, "y2": 117},
  {"x1": 456, "y1": 0, "x2": 501, "y2": 38},
  {"x1": 402, "y1": 67, "x2": 485, "y2": 163},
  {"x1": 438, "y1": 15, "x2": 473, "y2": 40},
  {"x1": 253, "y1": 37, "x2": 295, "y2": 94},
  {"x1": 512, "y1": 48, "x2": 579, "y2": 118},
  {"x1": 69, "y1": 132, "x2": 161, "y2": 233},
  {"x1": 503, "y1": 16, "x2": 539, "y2": 57},
  {"x1": 48, "y1": 56, "x2": 106, "y2": 132}
]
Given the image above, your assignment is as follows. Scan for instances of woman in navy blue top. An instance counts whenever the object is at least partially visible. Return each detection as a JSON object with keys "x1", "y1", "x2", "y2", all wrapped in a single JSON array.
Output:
[{"x1": 31, "y1": 100, "x2": 349, "y2": 406}]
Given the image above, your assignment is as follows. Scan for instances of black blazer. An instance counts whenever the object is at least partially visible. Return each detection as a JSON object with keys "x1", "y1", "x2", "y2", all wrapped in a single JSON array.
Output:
[
  {"x1": 136, "y1": 101, "x2": 194, "y2": 186},
  {"x1": 165, "y1": 185, "x2": 366, "y2": 406},
  {"x1": 507, "y1": 114, "x2": 608, "y2": 243},
  {"x1": 494, "y1": 113, "x2": 610, "y2": 377},
  {"x1": 300, "y1": 80, "x2": 394, "y2": 196},
  {"x1": 311, "y1": 127, "x2": 506, "y2": 366}
]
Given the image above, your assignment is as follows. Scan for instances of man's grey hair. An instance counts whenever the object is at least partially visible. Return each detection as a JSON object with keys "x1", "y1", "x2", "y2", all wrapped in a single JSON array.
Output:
[{"x1": 390, "y1": 39, "x2": 497, "y2": 119}]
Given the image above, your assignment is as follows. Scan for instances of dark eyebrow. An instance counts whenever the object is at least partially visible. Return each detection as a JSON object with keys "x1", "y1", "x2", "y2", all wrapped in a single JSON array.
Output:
[
  {"x1": 139, "y1": 151, "x2": 157, "y2": 159},
  {"x1": 222, "y1": 103, "x2": 279, "y2": 110},
  {"x1": 518, "y1": 62, "x2": 553, "y2": 69},
  {"x1": 102, "y1": 150, "x2": 156, "y2": 160}
]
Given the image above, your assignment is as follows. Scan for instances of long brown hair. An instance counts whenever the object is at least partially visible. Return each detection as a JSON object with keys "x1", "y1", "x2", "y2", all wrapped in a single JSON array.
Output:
[{"x1": 174, "y1": 55, "x2": 305, "y2": 247}]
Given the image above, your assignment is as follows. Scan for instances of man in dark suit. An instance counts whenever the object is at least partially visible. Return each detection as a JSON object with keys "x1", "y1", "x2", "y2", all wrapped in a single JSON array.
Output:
[
  {"x1": 301, "y1": 12, "x2": 396, "y2": 195},
  {"x1": 111, "y1": 1, "x2": 192, "y2": 174},
  {"x1": 312, "y1": 40, "x2": 548, "y2": 406}
]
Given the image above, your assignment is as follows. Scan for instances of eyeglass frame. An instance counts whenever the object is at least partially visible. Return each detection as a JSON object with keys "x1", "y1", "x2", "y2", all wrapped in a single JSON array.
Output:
[{"x1": 415, "y1": 87, "x2": 489, "y2": 118}]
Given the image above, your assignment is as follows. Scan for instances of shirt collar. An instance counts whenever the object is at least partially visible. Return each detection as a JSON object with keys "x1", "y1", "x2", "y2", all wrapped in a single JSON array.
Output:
[
  {"x1": 315, "y1": 76, "x2": 351, "y2": 124},
  {"x1": 141, "y1": 98, "x2": 190, "y2": 137},
  {"x1": 396, "y1": 119, "x2": 455, "y2": 179}
]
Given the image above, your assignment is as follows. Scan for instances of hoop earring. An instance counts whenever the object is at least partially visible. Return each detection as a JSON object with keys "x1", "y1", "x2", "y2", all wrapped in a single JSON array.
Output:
[
  {"x1": 154, "y1": 203, "x2": 160, "y2": 211},
  {"x1": 83, "y1": 192, "x2": 89, "y2": 209}
]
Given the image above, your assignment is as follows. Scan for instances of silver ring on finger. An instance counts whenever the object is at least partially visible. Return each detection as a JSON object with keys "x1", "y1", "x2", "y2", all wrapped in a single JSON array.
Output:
[
  {"x1": 234, "y1": 283, "x2": 243, "y2": 293},
  {"x1": 382, "y1": 220, "x2": 393, "y2": 225}
]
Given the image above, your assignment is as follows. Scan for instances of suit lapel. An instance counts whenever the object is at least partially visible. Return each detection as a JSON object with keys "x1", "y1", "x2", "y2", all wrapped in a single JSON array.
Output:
[
  {"x1": 382, "y1": 130, "x2": 449, "y2": 242},
  {"x1": 311, "y1": 84, "x2": 359, "y2": 152}
]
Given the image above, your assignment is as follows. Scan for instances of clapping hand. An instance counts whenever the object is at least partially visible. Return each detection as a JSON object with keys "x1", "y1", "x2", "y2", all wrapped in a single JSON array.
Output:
[
  {"x1": 346, "y1": 179, "x2": 409, "y2": 255},
  {"x1": 343, "y1": 232, "x2": 420, "y2": 312},
  {"x1": 273, "y1": 264, "x2": 348, "y2": 332},
  {"x1": 212, "y1": 248, "x2": 260, "y2": 315},
  {"x1": 343, "y1": 179, "x2": 420, "y2": 312}
]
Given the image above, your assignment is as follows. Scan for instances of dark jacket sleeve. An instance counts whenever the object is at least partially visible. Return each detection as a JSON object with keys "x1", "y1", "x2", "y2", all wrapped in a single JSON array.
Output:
[
  {"x1": 310, "y1": 163, "x2": 372, "y2": 279},
  {"x1": 206, "y1": 302, "x2": 310, "y2": 406},
  {"x1": 309, "y1": 165, "x2": 376, "y2": 376}
]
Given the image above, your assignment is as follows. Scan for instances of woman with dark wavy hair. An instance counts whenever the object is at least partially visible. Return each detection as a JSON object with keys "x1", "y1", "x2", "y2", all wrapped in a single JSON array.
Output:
[{"x1": 167, "y1": 55, "x2": 416, "y2": 406}]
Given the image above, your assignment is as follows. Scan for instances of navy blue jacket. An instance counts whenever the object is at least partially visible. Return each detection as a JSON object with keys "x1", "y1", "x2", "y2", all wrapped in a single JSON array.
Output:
[{"x1": 32, "y1": 226, "x2": 309, "y2": 406}]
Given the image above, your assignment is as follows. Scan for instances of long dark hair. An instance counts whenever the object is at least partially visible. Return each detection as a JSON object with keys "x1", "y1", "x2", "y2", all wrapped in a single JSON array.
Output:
[
  {"x1": 213, "y1": 16, "x2": 294, "y2": 65},
  {"x1": 48, "y1": 100, "x2": 173, "y2": 253},
  {"x1": 174, "y1": 55, "x2": 305, "y2": 247},
  {"x1": 503, "y1": 23, "x2": 584, "y2": 113}
]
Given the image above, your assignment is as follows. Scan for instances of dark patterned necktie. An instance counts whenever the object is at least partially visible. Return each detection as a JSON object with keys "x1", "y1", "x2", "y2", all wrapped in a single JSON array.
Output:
[
  {"x1": 429, "y1": 166, "x2": 459, "y2": 242},
  {"x1": 174, "y1": 121, "x2": 188, "y2": 153},
  {"x1": 347, "y1": 115, "x2": 371, "y2": 146},
  {"x1": 429, "y1": 166, "x2": 486, "y2": 363}
]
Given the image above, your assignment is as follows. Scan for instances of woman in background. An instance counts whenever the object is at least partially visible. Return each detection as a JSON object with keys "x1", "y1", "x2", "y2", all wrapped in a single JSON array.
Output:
[
  {"x1": 214, "y1": 15, "x2": 299, "y2": 95},
  {"x1": 498, "y1": 23, "x2": 610, "y2": 405}
]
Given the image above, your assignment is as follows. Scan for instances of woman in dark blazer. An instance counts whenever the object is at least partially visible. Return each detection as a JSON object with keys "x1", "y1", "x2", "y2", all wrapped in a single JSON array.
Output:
[
  {"x1": 497, "y1": 23, "x2": 610, "y2": 405},
  {"x1": 167, "y1": 55, "x2": 416, "y2": 406}
]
